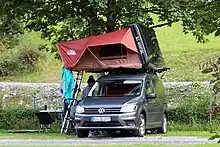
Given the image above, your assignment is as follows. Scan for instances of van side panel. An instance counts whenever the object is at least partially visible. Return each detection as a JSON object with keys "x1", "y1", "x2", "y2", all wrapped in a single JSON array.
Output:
[
  {"x1": 152, "y1": 75, "x2": 167, "y2": 124},
  {"x1": 152, "y1": 75, "x2": 166, "y2": 104}
]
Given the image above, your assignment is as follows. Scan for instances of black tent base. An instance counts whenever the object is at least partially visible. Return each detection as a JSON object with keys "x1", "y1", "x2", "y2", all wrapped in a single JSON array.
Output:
[
  {"x1": 7, "y1": 130, "x2": 43, "y2": 133},
  {"x1": 87, "y1": 66, "x2": 170, "y2": 74}
]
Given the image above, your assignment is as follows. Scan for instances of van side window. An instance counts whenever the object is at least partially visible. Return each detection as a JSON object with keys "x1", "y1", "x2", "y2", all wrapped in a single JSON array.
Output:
[
  {"x1": 144, "y1": 80, "x2": 154, "y2": 95},
  {"x1": 88, "y1": 83, "x2": 101, "y2": 96}
]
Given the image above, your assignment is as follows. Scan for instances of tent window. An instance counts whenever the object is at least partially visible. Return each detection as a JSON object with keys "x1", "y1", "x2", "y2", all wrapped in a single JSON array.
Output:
[{"x1": 99, "y1": 44, "x2": 127, "y2": 60}]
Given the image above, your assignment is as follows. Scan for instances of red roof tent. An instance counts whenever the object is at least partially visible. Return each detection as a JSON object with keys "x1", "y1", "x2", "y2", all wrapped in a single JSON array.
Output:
[{"x1": 56, "y1": 27, "x2": 142, "y2": 72}]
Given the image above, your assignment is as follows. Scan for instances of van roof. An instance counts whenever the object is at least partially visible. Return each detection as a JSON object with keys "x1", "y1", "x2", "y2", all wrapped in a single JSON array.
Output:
[{"x1": 97, "y1": 73, "x2": 151, "y2": 81}]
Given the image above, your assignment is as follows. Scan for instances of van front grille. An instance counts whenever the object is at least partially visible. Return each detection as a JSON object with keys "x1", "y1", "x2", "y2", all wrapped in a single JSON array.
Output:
[{"x1": 84, "y1": 108, "x2": 121, "y2": 114}]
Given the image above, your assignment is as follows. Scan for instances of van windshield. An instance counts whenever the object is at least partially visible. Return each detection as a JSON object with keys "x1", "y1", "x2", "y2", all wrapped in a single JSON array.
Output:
[{"x1": 87, "y1": 79, "x2": 142, "y2": 97}]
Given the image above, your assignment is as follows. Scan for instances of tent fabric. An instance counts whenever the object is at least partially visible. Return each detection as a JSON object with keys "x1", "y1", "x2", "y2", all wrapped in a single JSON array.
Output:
[{"x1": 57, "y1": 27, "x2": 142, "y2": 71}]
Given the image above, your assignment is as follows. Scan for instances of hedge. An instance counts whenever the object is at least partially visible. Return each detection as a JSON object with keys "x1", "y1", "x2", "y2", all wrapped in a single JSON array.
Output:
[
  {"x1": 0, "y1": 108, "x2": 61, "y2": 131},
  {"x1": 0, "y1": 83, "x2": 220, "y2": 131},
  {"x1": 0, "y1": 108, "x2": 37, "y2": 130}
]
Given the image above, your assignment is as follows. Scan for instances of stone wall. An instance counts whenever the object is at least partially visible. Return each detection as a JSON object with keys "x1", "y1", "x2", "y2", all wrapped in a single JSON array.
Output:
[{"x1": 0, "y1": 81, "x2": 211, "y2": 110}]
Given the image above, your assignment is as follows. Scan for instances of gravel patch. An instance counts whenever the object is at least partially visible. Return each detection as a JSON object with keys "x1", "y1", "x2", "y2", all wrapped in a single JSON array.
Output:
[
  {"x1": 0, "y1": 81, "x2": 211, "y2": 88},
  {"x1": 0, "y1": 136, "x2": 218, "y2": 146}
]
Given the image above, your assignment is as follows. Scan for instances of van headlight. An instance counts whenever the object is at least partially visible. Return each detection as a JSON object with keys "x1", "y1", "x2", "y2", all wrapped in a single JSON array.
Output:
[
  {"x1": 76, "y1": 106, "x2": 84, "y2": 114},
  {"x1": 120, "y1": 104, "x2": 137, "y2": 113}
]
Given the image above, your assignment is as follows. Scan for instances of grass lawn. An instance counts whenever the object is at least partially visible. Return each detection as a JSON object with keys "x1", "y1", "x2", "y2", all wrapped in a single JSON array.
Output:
[
  {"x1": 0, "y1": 133, "x2": 69, "y2": 140},
  {"x1": 149, "y1": 131, "x2": 215, "y2": 138},
  {"x1": 0, "y1": 131, "x2": 216, "y2": 140},
  {"x1": 0, "y1": 131, "x2": 219, "y2": 147},
  {"x1": 0, "y1": 129, "x2": 74, "y2": 140}
]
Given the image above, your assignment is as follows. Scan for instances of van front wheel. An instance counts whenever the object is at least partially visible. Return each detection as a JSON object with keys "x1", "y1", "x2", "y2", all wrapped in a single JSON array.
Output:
[
  {"x1": 133, "y1": 114, "x2": 145, "y2": 137},
  {"x1": 76, "y1": 130, "x2": 89, "y2": 138}
]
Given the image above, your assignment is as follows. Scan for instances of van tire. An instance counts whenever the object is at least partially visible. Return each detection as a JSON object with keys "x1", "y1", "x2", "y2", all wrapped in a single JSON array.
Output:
[
  {"x1": 107, "y1": 130, "x2": 117, "y2": 136},
  {"x1": 157, "y1": 114, "x2": 168, "y2": 134},
  {"x1": 133, "y1": 114, "x2": 145, "y2": 137},
  {"x1": 76, "y1": 130, "x2": 89, "y2": 138}
]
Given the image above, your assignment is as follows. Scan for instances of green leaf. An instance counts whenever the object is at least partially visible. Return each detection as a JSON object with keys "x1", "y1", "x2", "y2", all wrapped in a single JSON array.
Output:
[
  {"x1": 201, "y1": 67, "x2": 213, "y2": 74},
  {"x1": 212, "y1": 73, "x2": 220, "y2": 78},
  {"x1": 215, "y1": 30, "x2": 220, "y2": 36},
  {"x1": 210, "y1": 79, "x2": 217, "y2": 84},
  {"x1": 209, "y1": 134, "x2": 220, "y2": 140},
  {"x1": 213, "y1": 81, "x2": 220, "y2": 93}
]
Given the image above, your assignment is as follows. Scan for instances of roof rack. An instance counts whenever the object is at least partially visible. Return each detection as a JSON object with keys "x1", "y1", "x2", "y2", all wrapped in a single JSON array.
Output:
[
  {"x1": 88, "y1": 64, "x2": 170, "y2": 75},
  {"x1": 108, "y1": 67, "x2": 169, "y2": 75}
]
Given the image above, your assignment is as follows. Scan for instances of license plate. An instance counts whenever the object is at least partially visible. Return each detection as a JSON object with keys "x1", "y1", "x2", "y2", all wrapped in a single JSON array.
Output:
[{"x1": 91, "y1": 117, "x2": 111, "y2": 122}]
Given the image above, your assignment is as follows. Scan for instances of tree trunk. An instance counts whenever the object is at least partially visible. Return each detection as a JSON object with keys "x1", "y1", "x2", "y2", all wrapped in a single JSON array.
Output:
[
  {"x1": 106, "y1": 0, "x2": 116, "y2": 33},
  {"x1": 95, "y1": 0, "x2": 117, "y2": 78}
]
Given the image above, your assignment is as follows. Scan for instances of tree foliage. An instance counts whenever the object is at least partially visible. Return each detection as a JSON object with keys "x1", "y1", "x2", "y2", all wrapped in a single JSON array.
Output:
[
  {"x1": 0, "y1": 0, "x2": 24, "y2": 49},
  {"x1": 0, "y1": 0, "x2": 220, "y2": 53},
  {"x1": 0, "y1": 0, "x2": 219, "y2": 52},
  {"x1": 201, "y1": 57, "x2": 220, "y2": 94},
  {"x1": 180, "y1": 0, "x2": 220, "y2": 43}
]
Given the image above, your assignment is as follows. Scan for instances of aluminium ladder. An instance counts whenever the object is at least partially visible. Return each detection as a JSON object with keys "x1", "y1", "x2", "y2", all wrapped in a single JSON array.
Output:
[{"x1": 60, "y1": 71, "x2": 84, "y2": 134}]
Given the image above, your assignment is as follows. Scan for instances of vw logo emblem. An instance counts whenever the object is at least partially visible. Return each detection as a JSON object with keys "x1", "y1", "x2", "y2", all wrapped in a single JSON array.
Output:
[{"x1": 98, "y1": 108, "x2": 105, "y2": 114}]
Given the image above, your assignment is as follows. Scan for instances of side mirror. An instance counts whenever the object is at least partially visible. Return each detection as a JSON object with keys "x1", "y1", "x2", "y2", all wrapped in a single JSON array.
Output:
[{"x1": 145, "y1": 93, "x2": 156, "y2": 99}]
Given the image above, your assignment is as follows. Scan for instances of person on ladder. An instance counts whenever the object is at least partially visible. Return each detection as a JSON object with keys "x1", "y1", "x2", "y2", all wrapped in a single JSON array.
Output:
[{"x1": 61, "y1": 66, "x2": 75, "y2": 122}]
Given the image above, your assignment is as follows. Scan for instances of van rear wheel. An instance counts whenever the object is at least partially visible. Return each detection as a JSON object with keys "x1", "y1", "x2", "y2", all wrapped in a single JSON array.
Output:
[
  {"x1": 133, "y1": 114, "x2": 145, "y2": 137},
  {"x1": 157, "y1": 114, "x2": 168, "y2": 134}
]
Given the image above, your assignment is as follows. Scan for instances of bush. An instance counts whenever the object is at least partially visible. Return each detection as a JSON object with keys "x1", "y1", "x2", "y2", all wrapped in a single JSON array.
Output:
[
  {"x1": 166, "y1": 84, "x2": 220, "y2": 131},
  {"x1": 0, "y1": 108, "x2": 60, "y2": 131},
  {"x1": 0, "y1": 108, "x2": 37, "y2": 130},
  {"x1": 0, "y1": 55, "x2": 19, "y2": 76},
  {"x1": 0, "y1": 47, "x2": 40, "y2": 77},
  {"x1": 0, "y1": 32, "x2": 44, "y2": 77},
  {"x1": 0, "y1": 34, "x2": 22, "y2": 50},
  {"x1": 18, "y1": 49, "x2": 40, "y2": 71},
  {"x1": 167, "y1": 91, "x2": 210, "y2": 124}
]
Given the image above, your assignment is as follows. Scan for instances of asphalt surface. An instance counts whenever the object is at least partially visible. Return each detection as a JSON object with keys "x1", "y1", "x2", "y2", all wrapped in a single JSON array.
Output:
[{"x1": 0, "y1": 136, "x2": 219, "y2": 146}]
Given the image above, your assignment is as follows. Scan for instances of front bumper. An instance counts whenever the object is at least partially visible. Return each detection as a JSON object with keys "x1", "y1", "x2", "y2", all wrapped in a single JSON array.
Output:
[{"x1": 75, "y1": 112, "x2": 138, "y2": 130}]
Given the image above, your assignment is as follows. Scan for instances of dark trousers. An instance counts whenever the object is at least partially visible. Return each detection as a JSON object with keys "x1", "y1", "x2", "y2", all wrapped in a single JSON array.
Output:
[{"x1": 62, "y1": 100, "x2": 69, "y2": 122}]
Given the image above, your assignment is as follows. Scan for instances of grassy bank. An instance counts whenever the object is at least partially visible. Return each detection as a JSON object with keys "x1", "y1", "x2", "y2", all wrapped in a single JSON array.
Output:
[{"x1": 155, "y1": 22, "x2": 220, "y2": 82}]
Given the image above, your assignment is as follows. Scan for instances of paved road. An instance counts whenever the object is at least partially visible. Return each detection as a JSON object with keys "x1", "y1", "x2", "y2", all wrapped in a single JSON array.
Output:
[{"x1": 0, "y1": 136, "x2": 218, "y2": 146}]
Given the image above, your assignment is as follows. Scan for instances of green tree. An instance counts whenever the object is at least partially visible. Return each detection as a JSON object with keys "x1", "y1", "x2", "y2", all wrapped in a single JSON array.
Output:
[
  {"x1": 1, "y1": 0, "x2": 220, "y2": 52},
  {"x1": 179, "y1": 0, "x2": 220, "y2": 43},
  {"x1": 0, "y1": 0, "x2": 24, "y2": 49},
  {"x1": 21, "y1": 0, "x2": 178, "y2": 53}
]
